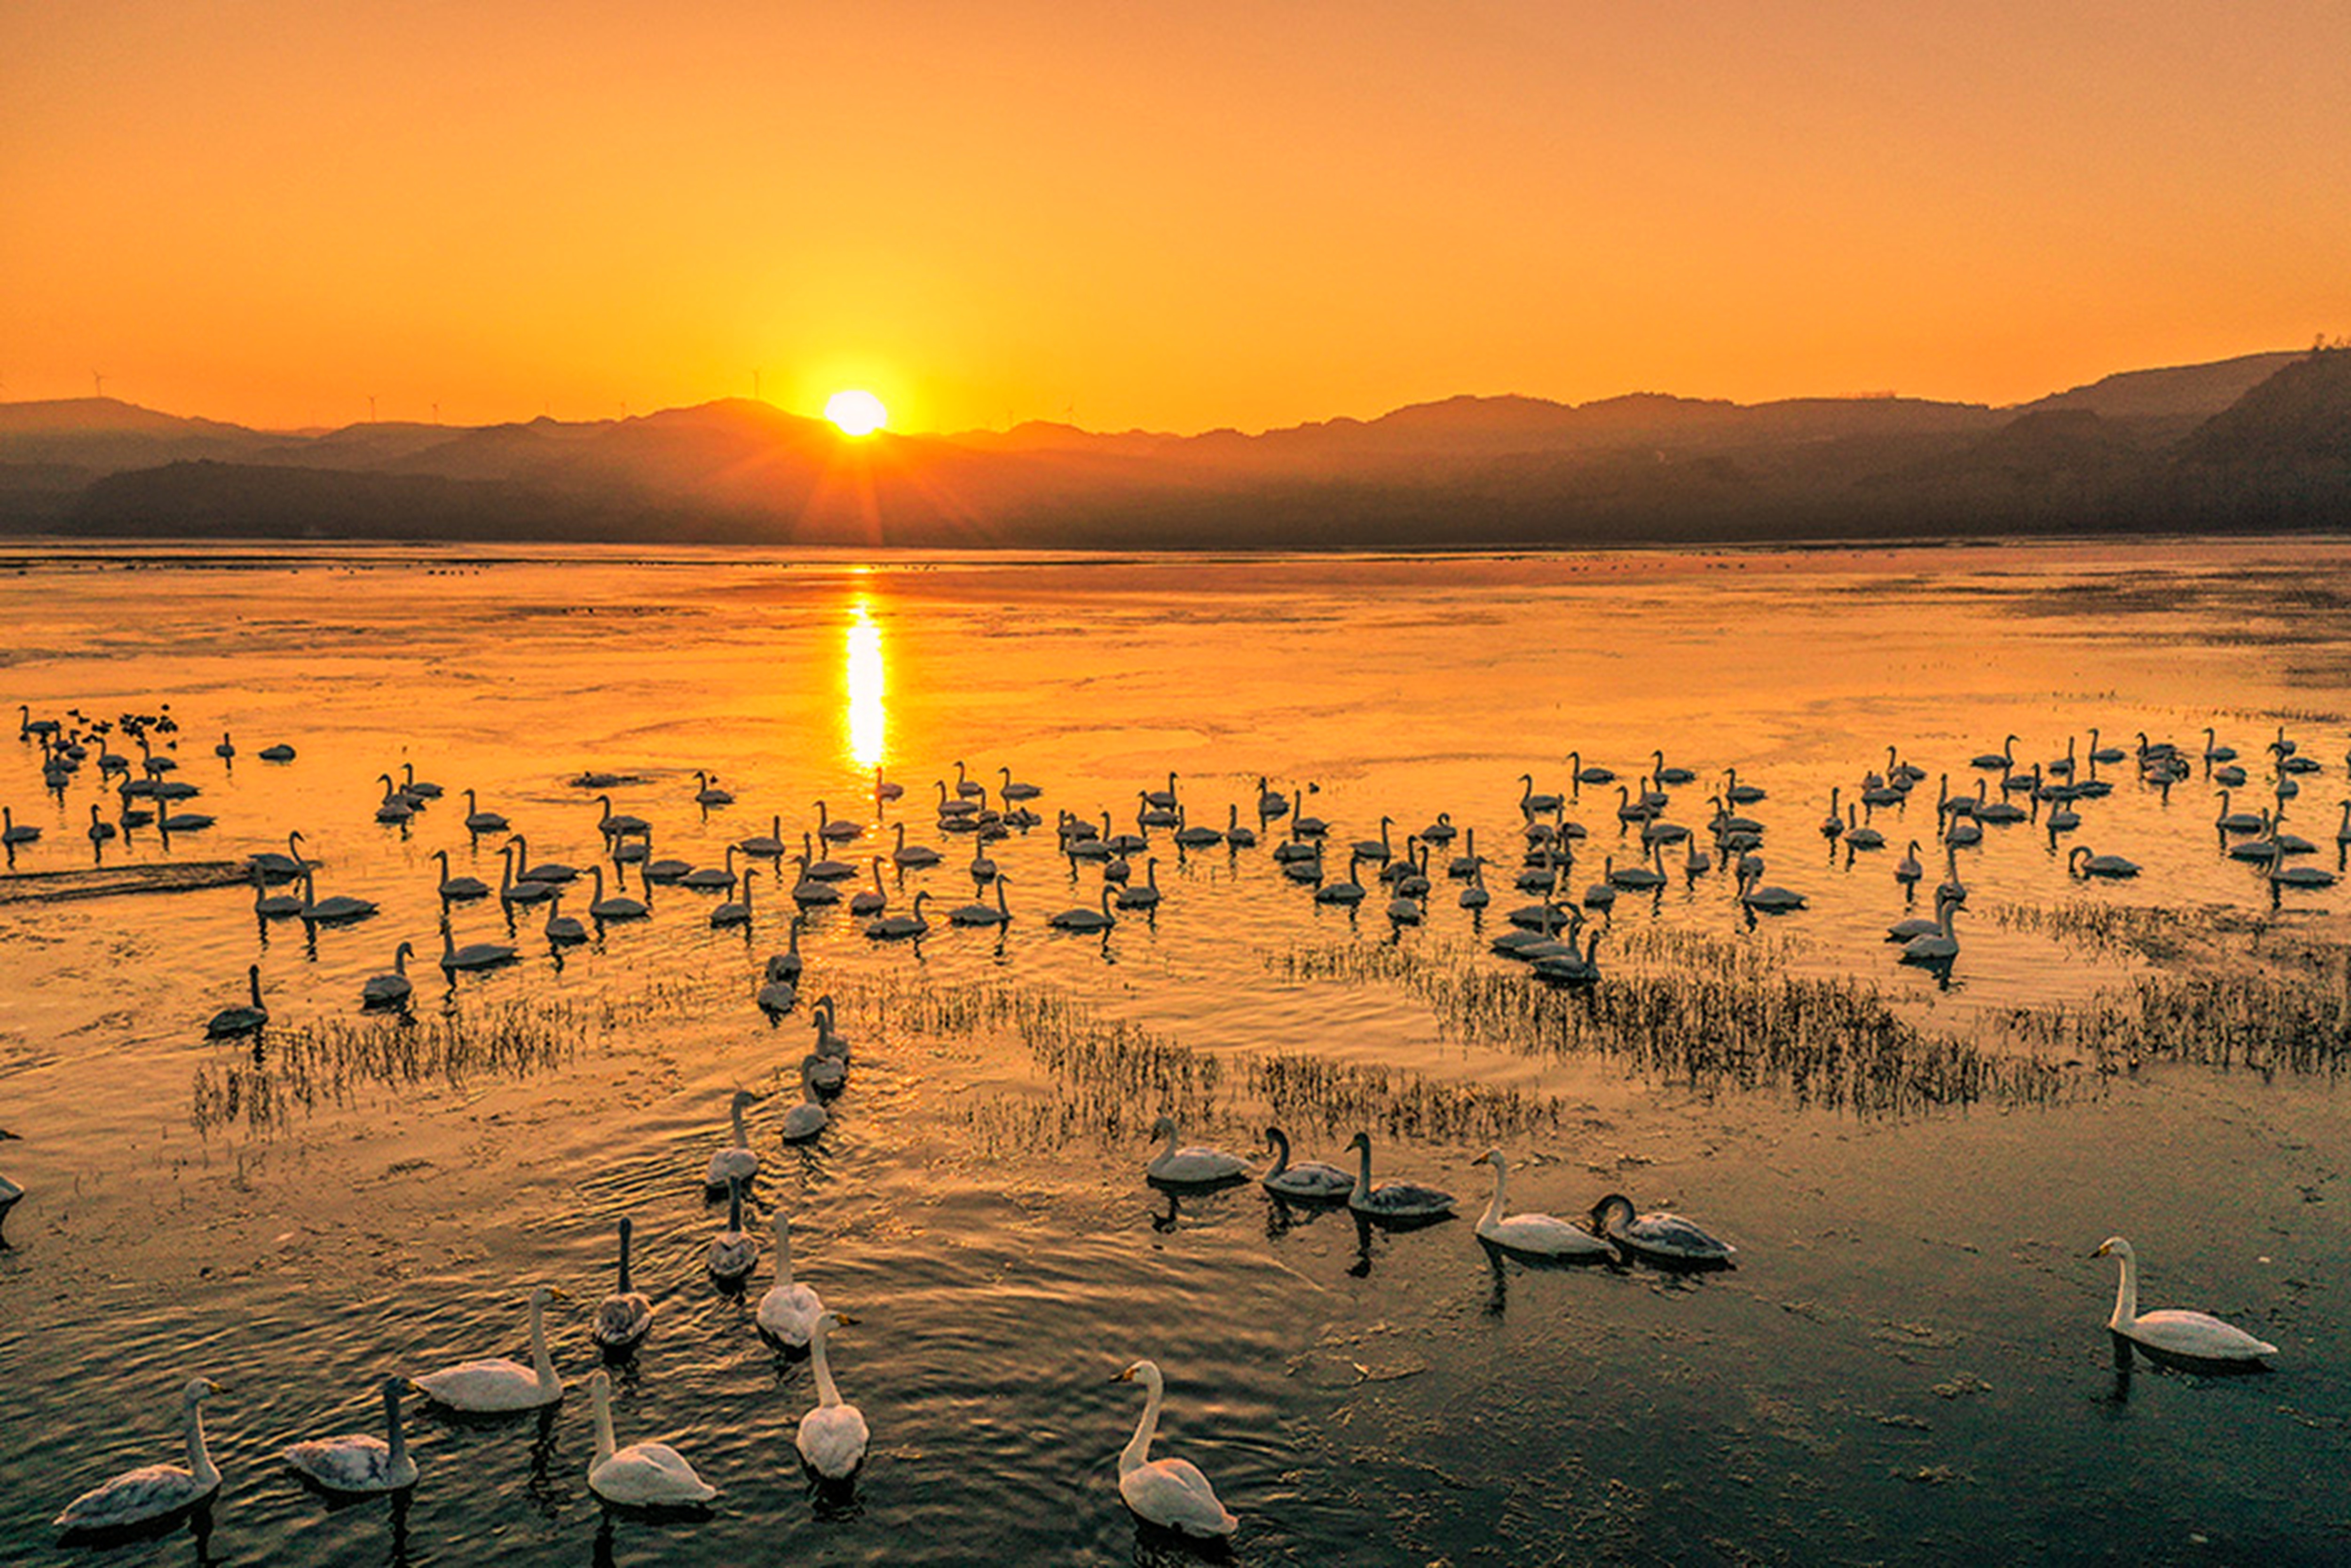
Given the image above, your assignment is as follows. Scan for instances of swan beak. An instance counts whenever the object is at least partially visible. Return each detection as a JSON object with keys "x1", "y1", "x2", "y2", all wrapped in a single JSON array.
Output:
[
  {"x1": 832, "y1": 1314, "x2": 860, "y2": 1328},
  {"x1": 2091, "y1": 1242, "x2": 2112, "y2": 1258},
  {"x1": 1109, "y1": 1367, "x2": 1134, "y2": 1384},
  {"x1": 547, "y1": 1286, "x2": 573, "y2": 1301}
]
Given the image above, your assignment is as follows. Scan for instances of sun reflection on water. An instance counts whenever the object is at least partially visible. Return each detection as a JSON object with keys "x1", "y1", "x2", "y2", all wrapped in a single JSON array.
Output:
[{"x1": 845, "y1": 597, "x2": 886, "y2": 771}]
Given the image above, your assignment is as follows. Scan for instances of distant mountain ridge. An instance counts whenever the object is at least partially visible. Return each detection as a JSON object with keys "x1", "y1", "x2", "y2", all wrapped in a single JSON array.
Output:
[{"x1": 6, "y1": 348, "x2": 2347, "y2": 547}]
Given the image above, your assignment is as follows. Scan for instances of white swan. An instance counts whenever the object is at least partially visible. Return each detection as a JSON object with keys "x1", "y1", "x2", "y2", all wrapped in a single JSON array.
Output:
[
  {"x1": 709, "y1": 867, "x2": 757, "y2": 929},
  {"x1": 497, "y1": 843, "x2": 554, "y2": 905},
  {"x1": 52, "y1": 1377, "x2": 224, "y2": 1532},
  {"x1": 1900, "y1": 899, "x2": 1960, "y2": 964},
  {"x1": 283, "y1": 1376, "x2": 418, "y2": 1494},
  {"x1": 250, "y1": 863, "x2": 303, "y2": 918},
  {"x1": 1344, "y1": 1131, "x2": 1454, "y2": 1219},
  {"x1": 588, "y1": 865, "x2": 648, "y2": 920},
  {"x1": 1147, "y1": 1116, "x2": 1247, "y2": 1185},
  {"x1": 682, "y1": 844, "x2": 739, "y2": 891},
  {"x1": 362, "y1": 942, "x2": 414, "y2": 1007},
  {"x1": 693, "y1": 770, "x2": 733, "y2": 806},
  {"x1": 414, "y1": 1285, "x2": 566, "y2": 1411},
  {"x1": 586, "y1": 1368, "x2": 718, "y2": 1505},
  {"x1": 1260, "y1": 1127, "x2": 1353, "y2": 1200},
  {"x1": 1050, "y1": 886, "x2": 1118, "y2": 932},
  {"x1": 1589, "y1": 1193, "x2": 1736, "y2": 1268},
  {"x1": 796, "y1": 1312, "x2": 869, "y2": 1480},
  {"x1": 2095, "y1": 1237, "x2": 2276, "y2": 1365},
  {"x1": 949, "y1": 875, "x2": 1013, "y2": 927},
  {"x1": 1117, "y1": 858, "x2": 1163, "y2": 909},
  {"x1": 781, "y1": 1058, "x2": 829, "y2": 1142},
  {"x1": 439, "y1": 927, "x2": 517, "y2": 972},
  {"x1": 206, "y1": 964, "x2": 268, "y2": 1038},
  {"x1": 1736, "y1": 864, "x2": 1807, "y2": 913},
  {"x1": 595, "y1": 794, "x2": 650, "y2": 840},
  {"x1": 891, "y1": 821, "x2": 939, "y2": 868},
  {"x1": 863, "y1": 888, "x2": 930, "y2": 940},
  {"x1": 2068, "y1": 846, "x2": 2140, "y2": 879},
  {"x1": 707, "y1": 1178, "x2": 759, "y2": 1283},
  {"x1": 463, "y1": 789, "x2": 508, "y2": 833},
  {"x1": 756, "y1": 1212, "x2": 825, "y2": 1346},
  {"x1": 434, "y1": 849, "x2": 489, "y2": 901},
  {"x1": 707, "y1": 1090, "x2": 760, "y2": 1187},
  {"x1": 299, "y1": 868, "x2": 378, "y2": 923},
  {"x1": 1476, "y1": 1150, "x2": 1610, "y2": 1258},
  {"x1": 592, "y1": 1217, "x2": 655, "y2": 1355},
  {"x1": 1224, "y1": 804, "x2": 1257, "y2": 847},
  {"x1": 1112, "y1": 1359, "x2": 1237, "y2": 1538},
  {"x1": 544, "y1": 887, "x2": 588, "y2": 945}
]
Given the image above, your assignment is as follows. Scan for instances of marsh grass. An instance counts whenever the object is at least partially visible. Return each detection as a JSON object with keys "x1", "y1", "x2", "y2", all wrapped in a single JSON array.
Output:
[
  {"x1": 187, "y1": 985, "x2": 701, "y2": 1135},
  {"x1": 1275, "y1": 935, "x2": 2071, "y2": 1114},
  {"x1": 831, "y1": 972, "x2": 1586, "y2": 1156}
]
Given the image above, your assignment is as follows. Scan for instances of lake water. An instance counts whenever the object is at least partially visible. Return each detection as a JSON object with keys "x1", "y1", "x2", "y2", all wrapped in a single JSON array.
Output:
[{"x1": 1, "y1": 538, "x2": 2347, "y2": 1566}]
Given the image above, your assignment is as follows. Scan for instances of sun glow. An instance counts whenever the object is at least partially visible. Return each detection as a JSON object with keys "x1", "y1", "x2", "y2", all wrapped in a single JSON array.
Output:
[
  {"x1": 844, "y1": 598, "x2": 886, "y2": 770},
  {"x1": 825, "y1": 389, "x2": 889, "y2": 437}
]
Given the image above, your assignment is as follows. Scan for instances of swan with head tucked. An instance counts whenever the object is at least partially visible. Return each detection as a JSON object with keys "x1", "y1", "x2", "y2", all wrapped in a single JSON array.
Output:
[
  {"x1": 2094, "y1": 1237, "x2": 2276, "y2": 1366},
  {"x1": 1589, "y1": 1193, "x2": 1736, "y2": 1269},
  {"x1": 413, "y1": 1285, "x2": 567, "y2": 1411},
  {"x1": 1259, "y1": 1127, "x2": 1353, "y2": 1200},
  {"x1": 592, "y1": 1217, "x2": 654, "y2": 1355},
  {"x1": 282, "y1": 1376, "x2": 418, "y2": 1494},
  {"x1": 586, "y1": 1369, "x2": 718, "y2": 1505},
  {"x1": 1112, "y1": 1359, "x2": 1238, "y2": 1538},
  {"x1": 1147, "y1": 1116, "x2": 1247, "y2": 1186},
  {"x1": 1477, "y1": 1150, "x2": 1611, "y2": 1259},
  {"x1": 1343, "y1": 1131, "x2": 1454, "y2": 1219},
  {"x1": 707, "y1": 1090, "x2": 760, "y2": 1187},
  {"x1": 52, "y1": 1377, "x2": 224, "y2": 1532},
  {"x1": 796, "y1": 1312, "x2": 869, "y2": 1479},
  {"x1": 756, "y1": 1212, "x2": 825, "y2": 1346}
]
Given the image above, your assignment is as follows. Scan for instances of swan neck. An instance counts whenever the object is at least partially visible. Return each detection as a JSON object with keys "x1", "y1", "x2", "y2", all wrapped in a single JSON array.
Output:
[
  {"x1": 811, "y1": 1323, "x2": 842, "y2": 1408},
  {"x1": 616, "y1": 1223, "x2": 633, "y2": 1292},
  {"x1": 528, "y1": 1293, "x2": 558, "y2": 1394},
  {"x1": 775, "y1": 1219, "x2": 794, "y2": 1288},
  {"x1": 1353, "y1": 1140, "x2": 1374, "y2": 1200},
  {"x1": 185, "y1": 1392, "x2": 219, "y2": 1490},
  {"x1": 2110, "y1": 1250, "x2": 2138, "y2": 1330},
  {"x1": 1483, "y1": 1160, "x2": 1507, "y2": 1228},
  {"x1": 383, "y1": 1384, "x2": 408, "y2": 1464},
  {"x1": 730, "y1": 1099, "x2": 749, "y2": 1149},
  {"x1": 1120, "y1": 1368, "x2": 1163, "y2": 1475},
  {"x1": 591, "y1": 1378, "x2": 617, "y2": 1466},
  {"x1": 1266, "y1": 1129, "x2": 1290, "y2": 1175}
]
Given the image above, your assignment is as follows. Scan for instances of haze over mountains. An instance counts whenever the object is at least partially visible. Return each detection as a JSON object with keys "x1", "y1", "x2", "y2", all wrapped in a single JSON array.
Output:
[{"x1": 3, "y1": 348, "x2": 2344, "y2": 548}]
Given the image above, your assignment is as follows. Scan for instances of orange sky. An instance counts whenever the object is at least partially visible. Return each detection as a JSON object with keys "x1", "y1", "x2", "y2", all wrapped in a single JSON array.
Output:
[{"x1": 4, "y1": 2, "x2": 2346, "y2": 434}]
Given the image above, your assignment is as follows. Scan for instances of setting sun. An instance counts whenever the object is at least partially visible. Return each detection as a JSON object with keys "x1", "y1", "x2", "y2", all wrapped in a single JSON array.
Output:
[{"x1": 824, "y1": 389, "x2": 888, "y2": 437}]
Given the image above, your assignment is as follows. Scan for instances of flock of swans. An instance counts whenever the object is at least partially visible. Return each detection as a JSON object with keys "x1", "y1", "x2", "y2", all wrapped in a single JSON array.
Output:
[{"x1": 9, "y1": 701, "x2": 2332, "y2": 1546}]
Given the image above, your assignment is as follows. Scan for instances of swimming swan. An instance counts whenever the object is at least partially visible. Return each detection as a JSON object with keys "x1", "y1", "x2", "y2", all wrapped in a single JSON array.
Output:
[
  {"x1": 53, "y1": 1377, "x2": 224, "y2": 1532},
  {"x1": 1112, "y1": 1359, "x2": 1237, "y2": 1538},
  {"x1": 586, "y1": 1368, "x2": 717, "y2": 1505},
  {"x1": 414, "y1": 1285, "x2": 567, "y2": 1411}
]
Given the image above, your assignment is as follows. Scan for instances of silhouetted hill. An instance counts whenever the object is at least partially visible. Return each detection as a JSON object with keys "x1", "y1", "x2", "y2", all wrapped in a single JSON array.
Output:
[
  {"x1": 8, "y1": 348, "x2": 2346, "y2": 545},
  {"x1": 2020, "y1": 351, "x2": 2305, "y2": 420}
]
